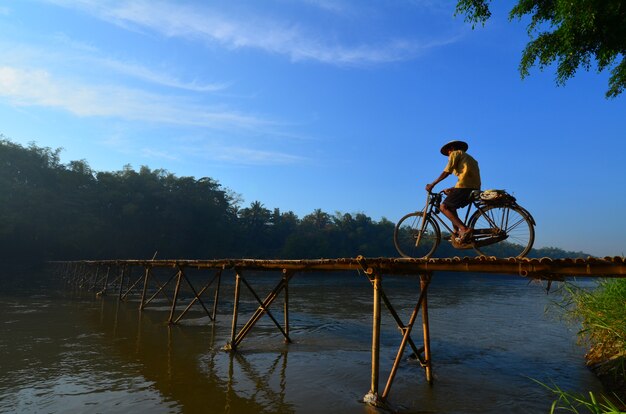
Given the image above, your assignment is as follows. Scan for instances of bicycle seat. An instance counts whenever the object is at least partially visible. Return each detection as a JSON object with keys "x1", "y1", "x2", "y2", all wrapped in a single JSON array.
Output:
[{"x1": 470, "y1": 190, "x2": 481, "y2": 201}]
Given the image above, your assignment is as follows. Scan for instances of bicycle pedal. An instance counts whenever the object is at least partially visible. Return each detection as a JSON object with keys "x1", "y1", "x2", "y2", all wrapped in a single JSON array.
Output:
[{"x1": 450, "y1": 238, "x2": 473, "y2": 249}]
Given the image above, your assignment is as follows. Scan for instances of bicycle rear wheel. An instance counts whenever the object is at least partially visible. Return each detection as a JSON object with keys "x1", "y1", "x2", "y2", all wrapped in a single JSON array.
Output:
[
  {"x1": 468, "y1": 205, "x2": 534, "y2": 258},
  {"x1": 394, "y1": 212, "x2": 440, "y2": 259}
]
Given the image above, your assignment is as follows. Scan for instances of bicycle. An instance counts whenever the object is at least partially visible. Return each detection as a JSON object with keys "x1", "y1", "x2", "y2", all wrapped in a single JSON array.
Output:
[{"x1": 393, "y1": 190, "x2": 535, "y2": 259}]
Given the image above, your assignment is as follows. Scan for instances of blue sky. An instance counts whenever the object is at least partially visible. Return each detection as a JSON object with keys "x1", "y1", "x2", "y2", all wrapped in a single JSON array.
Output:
[{"x1": 1, "y1": 0, "x2": 625, "y2": 256}]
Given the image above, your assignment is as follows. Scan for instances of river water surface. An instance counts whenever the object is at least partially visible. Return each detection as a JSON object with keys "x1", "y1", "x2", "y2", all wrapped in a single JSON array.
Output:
[{"x1": 0, "y1": 268, "x2": 603, "y2": 413}]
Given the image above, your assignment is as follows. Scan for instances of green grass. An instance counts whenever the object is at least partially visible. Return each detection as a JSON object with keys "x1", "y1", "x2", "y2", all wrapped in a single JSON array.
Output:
[
  {"x1": 545, "y1": 278, "x2": 626, "y2": 413},
  {"x1": 535, "y1": 380, "x2": 625, "y2": 414},
  {"x1": 562, "y1": 279, "x2": 626, "y2": 364}
]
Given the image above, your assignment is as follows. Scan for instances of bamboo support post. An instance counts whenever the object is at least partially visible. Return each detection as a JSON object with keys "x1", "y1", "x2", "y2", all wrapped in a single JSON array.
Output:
[
  {"x1": 85, "y1": 264, "x2": 94, "y2": 289},
  {"x1": 212, "y1": 269, "x2": 222, "y2": 320},
  {"x1": 117, "y1": 265, "x2": 127, "y2": 299},
  {"x1": 72, "y1": 264, "x2": 79, "y2": 289},
  {"x1": 97, "y1": 266, "x2": 111, "y2": 296},
  {"x1": 76, "y1": 263, "x2": 83, "y2": 288},
  {"x1": 369, "y1": 277, "x2": 424, "y2": 362},
  {"x1": 235, "y1": 274, "x2": 292, "y2": 345},
  {"x1": 64, "y1": 262, "x2": 71, "y2": 282},
  {"x1": 223, "y1": 269, "x2": 296, "y2": 351},
  {"x1": 364, "y1": 270, "x2": 382, "y2": 404},
  {"x1": 171, "y1": 271, "x2": 216, "y2": 324},
  {"x1": 380, "y1": 273, "x2": 432, "y2": 400},
  {"x1": 88, "y1": 266, "x2": 100, "y2": 291},
  {"x1": 140, "y1": 266, "x2": 151, "y2": 310},
  {"x1": 227, "y1": 271, "x2": 242, "y2": 350},
  {"x1": 167, "y1": 267, "x2": 184, "y2": 324},
  {"x1": 122, "y1": 269, "x2": 145, "y2": 301},
  {"x1": 143, "y1": 269, "x2": 177, "y2": 308},
  {"x1": 283, "y1": 269, "x2": 290, "y2": 342},
  {"x1": 421, "y1": 274, "x2": 433, "y2": 383},
  {"x1": 74, "y1": 263, "x2": 81, "y2": 288},
  {"x1": 84, "y1": 263, "x2": 91, "y2": 287}
]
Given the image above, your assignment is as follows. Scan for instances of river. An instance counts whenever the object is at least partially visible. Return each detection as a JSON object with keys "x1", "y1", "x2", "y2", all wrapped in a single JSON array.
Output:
[{"x1": 0, "y1": 268, "x2": 603, "y2": 413}]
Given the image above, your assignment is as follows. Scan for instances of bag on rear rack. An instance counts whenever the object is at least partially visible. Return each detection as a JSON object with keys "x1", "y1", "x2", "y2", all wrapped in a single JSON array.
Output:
[{"x1": 479, "y1": 189, "x2": 516, "y2": 204}]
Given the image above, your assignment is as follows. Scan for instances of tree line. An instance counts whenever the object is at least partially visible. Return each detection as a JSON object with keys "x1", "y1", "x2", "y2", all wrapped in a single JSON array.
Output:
[{"x1": 0, "y1": 138, "x2": 584, "y2": 264}]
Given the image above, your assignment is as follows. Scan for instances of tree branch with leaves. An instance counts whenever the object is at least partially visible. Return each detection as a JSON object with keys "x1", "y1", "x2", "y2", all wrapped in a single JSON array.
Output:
[{"x1": 456, "y1": 0, "x2": 626, "y2": 98}]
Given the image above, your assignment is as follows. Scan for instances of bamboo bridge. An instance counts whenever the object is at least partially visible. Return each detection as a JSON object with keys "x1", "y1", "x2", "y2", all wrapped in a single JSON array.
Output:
[{"x1": 55, "y1": 255, "x2": 626, "y2": 408}]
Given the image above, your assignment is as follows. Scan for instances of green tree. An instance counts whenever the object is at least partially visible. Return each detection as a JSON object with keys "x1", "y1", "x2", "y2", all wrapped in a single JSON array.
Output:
[
  {"x1": 302, "y1": 209, "x2": 331, "y2": 230},
  {"x1": 266, "y1": 208, "x2": 299, "y2": 257},
  {"x1": 237, "y1": 201, "x2": 273, "y2": 256},
  {"x1": 456, "y1": 0, "x2": 626, "y2": 98},
  {"x1": 0, "y1": 138, "x2": 590, "y2": 263}
]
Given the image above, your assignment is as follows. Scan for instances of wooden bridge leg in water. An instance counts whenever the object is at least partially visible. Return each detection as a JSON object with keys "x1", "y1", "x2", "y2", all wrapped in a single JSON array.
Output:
[
  {"x1": 142, "y1": 269, "x2": 177, "y2": 310},
  {"x1": 167, "y1": 267, "x2": 184, "y2": 324},
  {"x1": 117, "y1": 266, "x2": 127, "y2": 300},
  {"x1": 71, "y1": 264, "x2": 80, "y2": 289},
  {"x1": 88, "y1": 266, "x2": 100, "y2": 292},
  {"x1": 421, "y1": 273, "x2": 433, "y2": 383},
  {"x1": 139, "y1": 266, "x2": 151, "y2": 310},
  {"x1": 96, "y1": 266, "x2": 111, "y2": 297},
  {"x1": 225, "y1": 269, "x2": 295, "y2": 351},
  {"x1": 171, "y1": 269, "x2": 220, "y2": 324},
  {"x1": 284, "y1": 270, "x2": 289, "y2": 343},
  {"x1": 364, "y1": 271, "x2": 434, "y2": 406},
  {"x1": 167, "y1": 266, "x2": 215, "y2": 323},
  {"x1": 236, "y1": 271, "x2": 293, "y2": 346},
  {"x1": 212, "y1": 269, "x2": 222, "y2": 320},
  {"x1": 363, "y1": 271, "x2": 382, "y2": 405},
  {"x1": 226, "y1": 271, "x2": 242, "y2": 351},
  {"x1": 122, "y1": 267, "x2": 146, "y2": 301},
  {"x1": 379, "y1": 273, "x2": 431, "y2": 401}
]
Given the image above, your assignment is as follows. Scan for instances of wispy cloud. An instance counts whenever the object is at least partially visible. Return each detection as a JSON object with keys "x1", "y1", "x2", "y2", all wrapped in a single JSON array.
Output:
[
  {"x1": 41, "y1": 0, "x2": 453, "y2": 65},
  {"x1": 1, "y1": 36, "x2": 229, "y2": 94},
  {"x1": 99, "y1": 133, "x2": 306, "y2": 166},
  {"x1": 95, "y1": 58, "x2": 230, "y2": 92},
  {"x1": 0, "y1": 65, "x2": 270, "y2": 129},
  {"x1": 51, "y1": 32, "x2": 99, "y2": 53},
  {"x1": 140, "y1": 147, "x2": 180, "y2": 161},
  {"x1": 45, "y1": 35, "x2": 230, "y2": 92},
  {"x1": 298, "y1": 0, "x2": 351, "y2": 14},
  {"x1": 406, "y1": 0, "x2": 458, "y2": 13},
  {"x1": 194, "y1": 144, "x2": 306, "y2": 166}
]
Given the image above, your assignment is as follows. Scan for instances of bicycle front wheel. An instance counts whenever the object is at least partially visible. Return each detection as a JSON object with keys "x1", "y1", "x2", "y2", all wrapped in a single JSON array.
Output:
[
  {"x1": 468, "y1": 205, "x2": 535, "y2": 258},
  {"x1": 394, "y1": 212, "x2": 440, "y2": 259}
]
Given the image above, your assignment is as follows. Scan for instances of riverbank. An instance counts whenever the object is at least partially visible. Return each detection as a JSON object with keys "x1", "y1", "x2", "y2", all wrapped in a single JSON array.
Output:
[
  {"x1": 589, "y1": 354, "x2": 626, "y2": 408},
  {"x1": 565, "y1": 278, "x2": 626, "y2": 411}
]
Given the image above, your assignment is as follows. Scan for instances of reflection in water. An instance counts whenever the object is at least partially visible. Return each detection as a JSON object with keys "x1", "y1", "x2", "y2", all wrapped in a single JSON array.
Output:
[
  {"x1": 0, "y1": 270, "x2": 605, "y2": 413},
  {"x1": 94, "y1": 295, "x2": 295, "y2": 414}
]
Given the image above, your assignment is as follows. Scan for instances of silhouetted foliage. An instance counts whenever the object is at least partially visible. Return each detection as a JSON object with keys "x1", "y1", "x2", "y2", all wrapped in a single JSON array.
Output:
[
  {"x1": 456, "y1": 0, "x2": 626, "y2": 98},
  {"x1": 0, "y1": 138, "x2": 585, "y2": 263}
]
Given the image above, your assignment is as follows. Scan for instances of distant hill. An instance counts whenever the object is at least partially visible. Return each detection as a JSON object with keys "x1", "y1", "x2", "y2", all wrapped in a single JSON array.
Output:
[{"x1": 527, "y1": 246, "x2": 590, "y2": 259}]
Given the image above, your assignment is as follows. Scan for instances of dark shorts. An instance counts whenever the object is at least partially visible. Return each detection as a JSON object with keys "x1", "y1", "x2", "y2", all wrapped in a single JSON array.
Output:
[{"x1": 442, "y1": 188, "x2": 477, "y2": 209}]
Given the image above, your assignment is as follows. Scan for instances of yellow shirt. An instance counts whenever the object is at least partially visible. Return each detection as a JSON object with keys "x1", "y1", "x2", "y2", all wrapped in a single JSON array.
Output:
[{"x1": 444, "y1": 150, "x2": 481, "y2": 189}]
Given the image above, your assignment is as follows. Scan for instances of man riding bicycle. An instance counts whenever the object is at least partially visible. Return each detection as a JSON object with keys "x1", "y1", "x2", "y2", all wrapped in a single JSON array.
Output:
[{"x1": 425, "y1": 140, "x2": 481, "y2": 243}]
